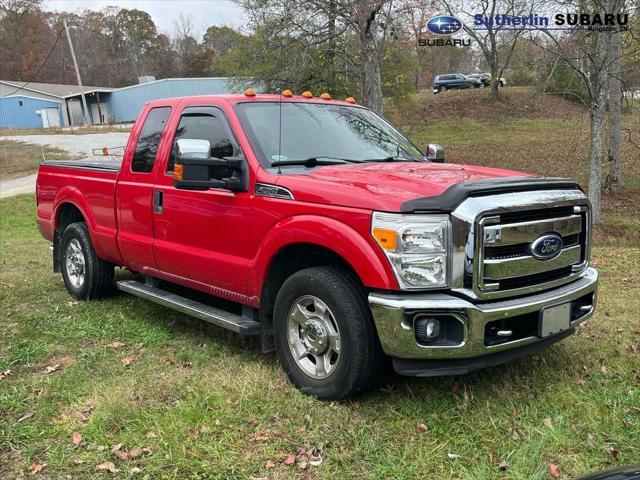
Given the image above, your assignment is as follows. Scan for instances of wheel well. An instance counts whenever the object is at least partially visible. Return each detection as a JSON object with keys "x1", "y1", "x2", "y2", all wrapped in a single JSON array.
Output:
[
  {"x1": 56, "y1": 203, "x2": 85, "y2": 232},
  {"x1": 260, "y1": 243, "x2": 363, "y2": 335}
]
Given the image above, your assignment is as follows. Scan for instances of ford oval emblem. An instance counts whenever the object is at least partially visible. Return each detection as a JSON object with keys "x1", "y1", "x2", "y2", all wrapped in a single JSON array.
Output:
[
  {"x1": 530, "y1": 234, "x2": 563, "y2": 260},
  {"x1": 426, "y1": 15, "x2": 464, "y2": 36}
]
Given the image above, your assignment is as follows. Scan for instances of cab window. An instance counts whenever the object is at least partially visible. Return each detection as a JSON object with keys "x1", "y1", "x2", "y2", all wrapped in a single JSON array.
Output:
[{"x1": 131, "y1": 107, "x2": 171, "y2": 173}]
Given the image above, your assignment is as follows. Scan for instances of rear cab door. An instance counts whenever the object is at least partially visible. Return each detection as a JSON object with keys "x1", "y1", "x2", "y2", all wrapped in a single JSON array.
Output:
[{"x1": 115, "y1": 103, "x2": 173, "y2": 272}]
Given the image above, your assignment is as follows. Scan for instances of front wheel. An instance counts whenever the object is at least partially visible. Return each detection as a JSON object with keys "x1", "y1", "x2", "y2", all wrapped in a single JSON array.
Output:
[
  {"x1": 273, "y1": 266, "x2": 384, "y2": 400},
  {"x1": 60, "y1": 222, "x2": 114, "y2": 300},
  {"x1": 440, "y1": 86, "x2": 447, "y2": 92}
]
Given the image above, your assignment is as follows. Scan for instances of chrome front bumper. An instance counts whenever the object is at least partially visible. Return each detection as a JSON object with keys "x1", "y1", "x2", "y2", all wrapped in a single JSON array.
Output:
[{"x1": 369, "y1": 267, "x2": 598, "y2": 360}]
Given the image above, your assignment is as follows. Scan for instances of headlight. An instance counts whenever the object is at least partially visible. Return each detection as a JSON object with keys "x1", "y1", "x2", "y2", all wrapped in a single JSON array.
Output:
[{"x1": 372, "y1": 212, "x2": 450, "y2": 289}]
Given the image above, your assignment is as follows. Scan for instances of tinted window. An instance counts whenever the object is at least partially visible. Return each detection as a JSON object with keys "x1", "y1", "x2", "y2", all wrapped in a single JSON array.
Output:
[
  {"x1": 168, "y1": 107, "x2": 235, "y2": 172},
  {"x1": 132, "y1": 107, "x2": 171, "y2": 173}
]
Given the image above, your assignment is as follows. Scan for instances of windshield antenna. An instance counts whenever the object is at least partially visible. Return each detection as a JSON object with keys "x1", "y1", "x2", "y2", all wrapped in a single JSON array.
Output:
[{"x1": 276, "y1": 35, "x2": 284, "y2": 175}]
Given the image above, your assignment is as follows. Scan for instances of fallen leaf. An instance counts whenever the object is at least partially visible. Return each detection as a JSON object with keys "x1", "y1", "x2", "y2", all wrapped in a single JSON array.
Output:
[
  {"x1": 107, "y1": 341, "x2": 125, "y2": 348},
  {"x1": 498, "y1": 460, "x2": 509, "y2": 471},
  {"x1": 129, "y1": 447, "x2": 151, "y2": 458},
  {"x1": 576, "y1": 379, "x2": 586, "y2": 385},
  {"x1": 511, "y1": 428, "x2": 520, "y2": 441},
  {"x1": 284, "y1": 454, "x2": 296, "y2": 465},
  {"x1": 71, "y1": 431, "x2": 83, "y2": 446},
  {"x1": 186, "y1": 427, "x2": 198, "y2": 439},
  {"x1": 606, "y1": 444, "x2": 620, "y2": 459},
  {"x1": 309, "y1": 455, "x2": 323, "y2": 467},
  {"x1": 265, "y1": 460, "x2": 276, "y2": 469},
  {"x1": 145, "y1": 431, "x2": 157, "y2": 439},
  {"x1": 111, "y1": 443, "x2": 123, "y2": 453},
  {"x1": 28, "y1": 463, "x2": 45, "y2": 475},
  {"x1": 0, "y1": 370, "x2": 11, "y2": 380},
  {"x1": 181, "y1": 361, "x2": 192, "y2": 368},
  {"x1": 115, "y1": 450, "x2": 129, "y2": 461},
  {"x1": 164, "y1": 358, "x2": 175, "y2": 366},
  {"x1": 447, "y1": 452, "x2": 461, "y2": 459},
  {"x1": 543, "y1": 417, "x2": 554, "y2": 429},
  {"x1": 601, "y1": 365, "x2": 609, "y2": 375},
  {"x1": 44, "y1": 364, "x2": 61, "y2": 374},
  {"x1": 73, "y1": 459, "x2": 84, "y2": 465},
  {"x1": 253, "y1": 431, "x2": 269, "y2": 442},
  {"x1": 416, "y1": 423, "x2": 428, "y2": 433},
  {"x1": 131, "y1": 467, "x2": 142, "y2": 474},
  {"x1": 121, "y1": 356, "x2": 134, "y2": 367},
  {"x1": 549, "y1": 462, "x2": 561, "y2": 478},
  {"x1": 96, "y1": 461, "x2": 119, "y2": 473},
  {"x1": 17, "y1": 413, "x2": 34, "y2": 423}
]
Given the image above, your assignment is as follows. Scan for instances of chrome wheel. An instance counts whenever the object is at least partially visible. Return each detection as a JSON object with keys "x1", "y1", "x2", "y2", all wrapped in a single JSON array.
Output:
[
  {"x1": 287, "y1": 295, "x2": 341, "y2": 379},
  {"x1": 65, "y1": 238, "x2": 86, "y2": 288}
]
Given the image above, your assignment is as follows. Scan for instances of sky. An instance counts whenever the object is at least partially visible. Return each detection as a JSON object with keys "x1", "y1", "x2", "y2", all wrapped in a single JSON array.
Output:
[{"x1": 44, "y1": 0, "x2": 247, "y2": 37}]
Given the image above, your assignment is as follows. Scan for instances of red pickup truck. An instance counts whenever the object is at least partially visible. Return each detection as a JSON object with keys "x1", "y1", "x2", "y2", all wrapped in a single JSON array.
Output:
[{"x1": 36, "y1": 91, "x2": 598, "y2": 399}]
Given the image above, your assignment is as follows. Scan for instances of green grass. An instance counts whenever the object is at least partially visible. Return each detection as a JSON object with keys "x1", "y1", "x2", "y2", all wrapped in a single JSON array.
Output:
[{"x1": 1, "y1": 90, "x2": 640, "y2": 478}]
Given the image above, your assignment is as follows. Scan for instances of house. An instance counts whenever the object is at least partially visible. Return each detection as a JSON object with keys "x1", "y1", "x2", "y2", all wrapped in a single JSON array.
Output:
[{"x1": 0, "y1": 77, "x2": 236, "y2": 130}]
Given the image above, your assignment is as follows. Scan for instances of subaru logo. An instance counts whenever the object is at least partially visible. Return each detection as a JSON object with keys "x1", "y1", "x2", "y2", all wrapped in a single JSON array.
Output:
[
  {"x1": 426, "y1": 15, "x2": 464, "y2": 35},
  {"x1": 530, "y1": 234, "x2": 563, "y2": 260}
]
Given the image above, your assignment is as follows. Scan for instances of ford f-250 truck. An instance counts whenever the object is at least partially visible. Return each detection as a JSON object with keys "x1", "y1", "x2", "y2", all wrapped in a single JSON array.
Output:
[{"x1": 36, "y1": 90, "x2": 598, "y2": 399}]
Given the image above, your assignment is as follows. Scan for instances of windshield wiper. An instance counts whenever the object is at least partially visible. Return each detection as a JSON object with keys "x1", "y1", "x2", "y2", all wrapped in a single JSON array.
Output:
[
  {"x1": 363, "y1": 156, "x2": 419, "y2": 163},
  {"x1": 270, "y1": 156, "x2": 361, "y2": 168}
]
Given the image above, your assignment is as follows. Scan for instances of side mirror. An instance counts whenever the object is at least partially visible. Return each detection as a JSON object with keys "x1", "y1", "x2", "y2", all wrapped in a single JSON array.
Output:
[
  {"x1": 173, "y1": 139, "x2": 245, "y2": 192},
  {"x1": 426, "y1": 143, "x2": 445, "y2": 163}
]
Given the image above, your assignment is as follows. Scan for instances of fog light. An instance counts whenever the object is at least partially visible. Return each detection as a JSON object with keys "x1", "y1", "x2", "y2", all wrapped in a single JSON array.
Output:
[{"x1": 415, "y1": 317, "x2": 441, "y2": 341}]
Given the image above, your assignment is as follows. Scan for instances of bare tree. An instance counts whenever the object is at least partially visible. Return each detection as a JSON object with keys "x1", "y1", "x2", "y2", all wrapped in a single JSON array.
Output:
[
  {"x1": 605, "y1": 1, "x2": 624, "y2": 191},
  {"x1": 438, "y1": 0, "x2": 534, "y2": 98}
]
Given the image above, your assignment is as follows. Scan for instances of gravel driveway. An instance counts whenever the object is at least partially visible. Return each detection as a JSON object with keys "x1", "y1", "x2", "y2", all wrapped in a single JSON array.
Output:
[
  {"x1": 0, "y1": 132, "x2": 130, "y2": 157},
  {"x1": 0, "y1": 132, "x2": 130, "y2": 198}
]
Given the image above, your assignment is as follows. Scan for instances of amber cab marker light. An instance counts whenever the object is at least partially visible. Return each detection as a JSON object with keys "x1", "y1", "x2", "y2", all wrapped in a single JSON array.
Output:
[
  {"x1": 320, "y1": 92, "x2": 331, "y2": 100},
  {"x1": 244, "y1": 88, "x2": 256, "y2": 96},
  {"x1": 372, "y1": 227, "x2": 397, "y2": 251},
  {"x1": 345, "y1": 96, "x2": 356, "y2": 104},
  {"x1": 301, "y1": 91, "x2": 313, "y2": 98},
  {"x1": 282, "y1": 89, "x2": 293, "y2": 97},
  {"x1": 174, "y1": 163, "x2": 184, "y2": 181}
]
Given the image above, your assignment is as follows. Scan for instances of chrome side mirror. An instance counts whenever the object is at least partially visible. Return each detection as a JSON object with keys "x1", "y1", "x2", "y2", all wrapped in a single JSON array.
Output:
[
  {"x1": 176, "y1": 138, "x2": 211, "y2": 160},
  {"x1": 426, "y1": 144, "x2": 445, "y2": 163}
]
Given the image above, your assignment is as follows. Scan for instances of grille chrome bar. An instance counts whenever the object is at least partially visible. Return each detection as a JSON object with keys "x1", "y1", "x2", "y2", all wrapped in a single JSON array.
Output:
[
  {"x1": 484, "y1": 244, "x2": 581, "y2": 280},
  {"x1": 484, "y1": 215, "x2": 582, "y2": 246}
]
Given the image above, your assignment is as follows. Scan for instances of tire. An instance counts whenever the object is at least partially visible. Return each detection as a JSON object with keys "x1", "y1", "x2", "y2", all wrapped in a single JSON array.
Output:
[
  {"x1": 60, "y1": 222, "x2": 114, "y2": 300},
  {"x1": 273, "y1": 266, "x2": 384, "y2": 400},
  {"x1": 440, "y1": 86, "x2": 447, "y2": 92},
  {"x1": 480, "y1": 83, "x2": 487, "y2": 88}
]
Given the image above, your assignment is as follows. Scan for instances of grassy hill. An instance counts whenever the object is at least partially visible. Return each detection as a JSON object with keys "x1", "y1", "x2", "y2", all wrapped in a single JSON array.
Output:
[{"x1": 388, "y1": 87, "x2": 640, "y2": 245}]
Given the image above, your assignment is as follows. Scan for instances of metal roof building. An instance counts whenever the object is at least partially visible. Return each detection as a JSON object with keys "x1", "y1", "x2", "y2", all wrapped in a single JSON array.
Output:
[{"x1": 0, "y1": 77, "x2": 236, "y2": 130}]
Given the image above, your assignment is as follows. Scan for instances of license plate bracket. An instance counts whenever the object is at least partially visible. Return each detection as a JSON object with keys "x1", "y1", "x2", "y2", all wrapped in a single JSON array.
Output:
[{"x1": 539, "y1": 302, "x2": 571, "y2": 337}]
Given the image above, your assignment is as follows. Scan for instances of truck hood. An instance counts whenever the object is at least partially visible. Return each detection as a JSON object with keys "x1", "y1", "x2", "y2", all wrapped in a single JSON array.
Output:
[{"x1": 274, "y1": 161, "x2": 531, "y2": 212}]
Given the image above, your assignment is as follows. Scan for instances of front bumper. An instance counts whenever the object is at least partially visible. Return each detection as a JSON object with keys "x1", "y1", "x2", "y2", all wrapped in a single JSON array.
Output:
[{"x1": 369, "y1": 267, "x2": 597, "y2": 370}]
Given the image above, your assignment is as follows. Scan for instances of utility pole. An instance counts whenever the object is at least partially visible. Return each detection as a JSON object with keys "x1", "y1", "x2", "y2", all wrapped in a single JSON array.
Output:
[{"x1": 64, "y1": 19, "x2": 89, "y2": 126}]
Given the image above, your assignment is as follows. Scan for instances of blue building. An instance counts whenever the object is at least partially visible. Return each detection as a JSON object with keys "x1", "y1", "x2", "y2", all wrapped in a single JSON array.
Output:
[{"x1": 0, "y1": 77, "x2": 237, "y2": 129}]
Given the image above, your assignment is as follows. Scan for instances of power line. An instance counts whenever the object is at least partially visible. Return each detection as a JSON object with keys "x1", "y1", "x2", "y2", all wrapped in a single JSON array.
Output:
[{"x1": 1, "y1": 28, "x2": 65, "y2": 98}]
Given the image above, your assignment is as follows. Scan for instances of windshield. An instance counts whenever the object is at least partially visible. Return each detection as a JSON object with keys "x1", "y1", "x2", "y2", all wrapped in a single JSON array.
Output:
[{"x1": 235, "y1": 102, "x2": 424, "y2": 167}]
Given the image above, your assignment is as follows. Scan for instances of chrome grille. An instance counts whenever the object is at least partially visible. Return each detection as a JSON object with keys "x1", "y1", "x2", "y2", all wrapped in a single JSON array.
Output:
[{"x1": 477, "y1": 206, "x2": 589, "y2": 294}]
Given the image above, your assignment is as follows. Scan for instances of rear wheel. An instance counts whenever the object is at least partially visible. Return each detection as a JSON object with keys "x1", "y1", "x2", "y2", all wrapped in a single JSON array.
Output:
[
  {"x1": 440, "y1": 86, "x2": 447, "y2": 92},
  {"x1": 273, "y1": 266, "x2": 384, "y2": 400},
  {"x1": 60, "y1": 222, "x2": 114, "y2": 300}
]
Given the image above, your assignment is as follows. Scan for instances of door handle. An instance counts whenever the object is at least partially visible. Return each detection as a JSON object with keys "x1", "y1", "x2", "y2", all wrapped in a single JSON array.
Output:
[{"x1": 153, "y1": 190, "x2": 163, "y2": 214}]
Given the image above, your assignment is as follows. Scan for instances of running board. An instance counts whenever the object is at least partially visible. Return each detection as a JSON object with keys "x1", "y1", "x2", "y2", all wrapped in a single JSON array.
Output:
[{"x1": 116, "y1": 280, "x2": 260, "y2": 335}]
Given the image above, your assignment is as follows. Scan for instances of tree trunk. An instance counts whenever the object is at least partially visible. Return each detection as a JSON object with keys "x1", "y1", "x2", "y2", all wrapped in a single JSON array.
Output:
[
  {"x1": 327, "y1": 0, "x2": 337, "y2": 95},
  {"x1": 490, "y1": 61, "x2": 499, "y2": 100},
  {"x1": 361, "y1": 29, "x2": 383, "y2": 114},
  {"x1": 588, "y1": 33, "x2": 611, "y2": 225},
  {"x1": 604, "y1": 22, "x2": 623, "y2": 191}
]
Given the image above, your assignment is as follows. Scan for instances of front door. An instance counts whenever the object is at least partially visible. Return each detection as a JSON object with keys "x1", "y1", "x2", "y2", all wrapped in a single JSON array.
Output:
[{"x1": 152, "y1": 104, "x2": 252, "y2": 297}]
